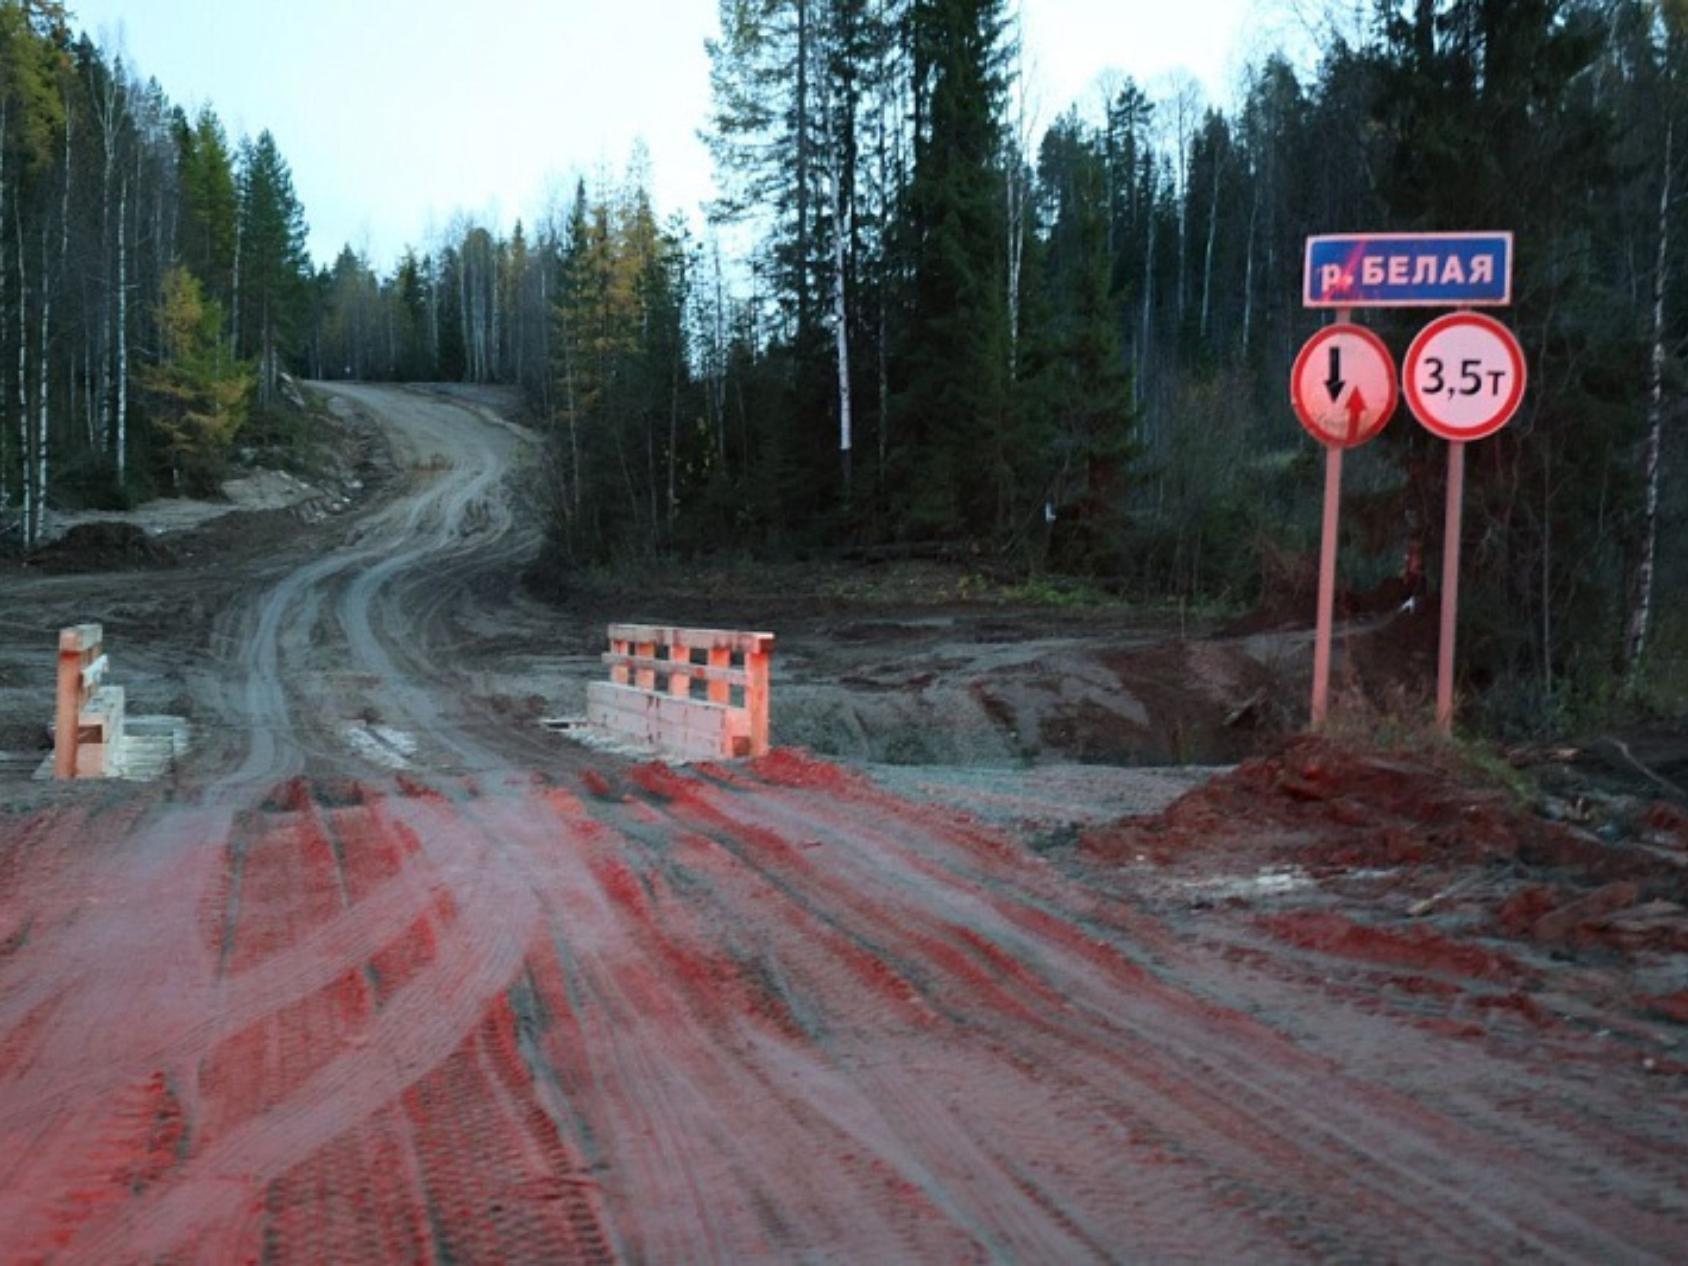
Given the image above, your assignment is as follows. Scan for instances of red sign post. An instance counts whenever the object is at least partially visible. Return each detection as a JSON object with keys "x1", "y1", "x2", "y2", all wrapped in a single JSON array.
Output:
[
  {"x1": 1301, "y1": 233, "x2": 1525, "y2": 737},
  {"x1": 1403, "y1": 312, "x2": 1528, "y2": 732},
  {"x1": 1290, "y1": 319, "x2": 1399, "y2": 727}
]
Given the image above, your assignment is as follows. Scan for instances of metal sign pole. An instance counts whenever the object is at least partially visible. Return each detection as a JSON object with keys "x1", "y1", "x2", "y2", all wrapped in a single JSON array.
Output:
[
  {"x1": 1437, "y1": 440, "x2": 1466, "y2": 734},
  {"x1": 1308, "y1": 306, "x2": 1354, "y2": 729},
  {"x1": 1311, "y1": 443, "x2": 1343, "y2": 728}
]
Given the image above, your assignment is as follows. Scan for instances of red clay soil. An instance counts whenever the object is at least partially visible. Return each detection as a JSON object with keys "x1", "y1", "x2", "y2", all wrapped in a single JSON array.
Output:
[
  {"x1": 1083, "y1": 736, "x2": 1688, "y2": 1098},
  {"x1": 0, "y1": 752, "x2": 1684, "y2": 1262},
  {"x1": 1086, "y1": 735, "x2": 1688, "y2": 949}
]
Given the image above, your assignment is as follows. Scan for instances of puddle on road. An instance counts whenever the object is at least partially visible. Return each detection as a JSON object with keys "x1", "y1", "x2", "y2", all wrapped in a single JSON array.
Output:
[{"x1": 343, "y1": 722, "x2": 418, "y2": 770}]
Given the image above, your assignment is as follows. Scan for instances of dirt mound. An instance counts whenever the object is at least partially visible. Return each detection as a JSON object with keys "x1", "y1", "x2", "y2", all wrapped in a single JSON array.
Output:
[
  {"x1": 28, "y1": 522, "x2": 177, "y2": 573},
  {"x1": 1084, "y1": 735, "x2": 1688, "y2": 957}
]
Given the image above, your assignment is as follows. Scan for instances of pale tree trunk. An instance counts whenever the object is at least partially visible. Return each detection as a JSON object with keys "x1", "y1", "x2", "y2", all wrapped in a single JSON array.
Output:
[
  {"x1": 1241, "y1": 174, "x2": 1258, "y2": 355},
  {"x1": 151, "y1": 164, "x2": 165, "y2": 360},
  {"x1": 876, "y1": 212, "x2": 888, "y2": 488},
  {"x1": 873, "y1": 4, "x2": 894, "y2": 485},
  {"x1": 99, "y1": 165, "x2": 112, "y2": 453},
  {"x1": 1200, "y1": 147, "x2": 1220, "y2": 343},
  {"x1": 58, "y1": 94, "x2": 72, "y2": 355},
  {"x1": 37, "y1": 102, "x2": 72, "y2": 540},
  {"x1": 0, "y1": 99, "x2": 9, "y2": 517},
  {"x1": 458, "y1": 259, "x2": 470, "y2": 380},
  {"x1": 712, "y1": 239, "x2": 727, "y2": 472},
  {"x1": 794, "y1": 0, "x2": 812, "y2": 333},
  {"x1": 513, "y1": 269, "x2": 523, "y2": 389},
  {"x1": 90, "y1": 60, "x2": 126, "y2": 458},
  {"x1": 1004, "y1": 29, "x2": 1032, "y2": 381},
  {"x1": 668, "y1": 330, "x2": 680, "y2": 533},
  {"x1": 17, "y1": 191, "x2": 33, "y2": 546},
  {"x1": 537, "y1": 251, "x2": 552, "y2": 420},
  {"x1": 1138, "y1": 163, "x2": 1157, "y2": 403},
  {"x1": 1625, "y1": 118, "x2": 1672, "y2": 680},
  {"x1": 231, "y1": 207, "x2": 243, "y2": 355},
  {"x1": 491, "y1": 260, "x2": 502, "y2": 381},
  {"x1": 1174, "y1": 93, "x2": 1192, "y2": 325},
  {"x1": 827, "y1": 98, "x2": 853, "y2": 501},
  {"x1": 428, "y1": 256, "x2": 439, "y2": 366},
  {"x1": 1006, "y1": 160, "x2": 1025, "y2": 378},
  {"x1": 116, "y1": 173, "x2": 130, "y2": 482},
  {"x1": 556, "y1": 306, "x2": 582, "y2": 517},
  {"x1": 37, "y1": 222, "x2": 50, "y2": 542}
]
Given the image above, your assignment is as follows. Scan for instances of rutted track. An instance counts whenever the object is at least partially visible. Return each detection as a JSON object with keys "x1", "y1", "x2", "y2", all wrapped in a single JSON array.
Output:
[{"x1": 0, "y1": 386, "x2": 1681, "y2": 1263}]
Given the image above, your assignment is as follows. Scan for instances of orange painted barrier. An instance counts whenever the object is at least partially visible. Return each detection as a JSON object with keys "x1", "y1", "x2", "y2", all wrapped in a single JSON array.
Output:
[
  {"x1": 54, "y1": 624, "x2": 125, "y2": 779},
  {"x1": 587, "y1": 624, "x2": 774, "y2": 760}
]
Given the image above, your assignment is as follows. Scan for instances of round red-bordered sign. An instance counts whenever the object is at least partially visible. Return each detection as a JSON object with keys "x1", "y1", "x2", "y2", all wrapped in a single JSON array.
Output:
[
  {"x1": 1289, "y1": 324, "x2": 1398, "y2": 449},
  {"x1": 1403, "y1": 312, "x2": 1527, "y2": 442}
]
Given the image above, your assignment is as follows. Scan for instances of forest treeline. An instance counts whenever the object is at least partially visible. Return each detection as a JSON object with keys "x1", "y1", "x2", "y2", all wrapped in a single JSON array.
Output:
[
  {"x1": 2, "y1": 0, "x2": 1684, "y2": 729},
  {"x1": 0, "y1": 0, "x2": 310, "y2": 526},
  {"x1": 316, "y1": 0, "x2": 1684, "y2": 728}
]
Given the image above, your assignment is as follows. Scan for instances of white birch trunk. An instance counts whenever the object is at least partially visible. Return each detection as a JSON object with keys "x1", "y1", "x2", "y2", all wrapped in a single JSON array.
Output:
[
  {"x1": 1004, "y1": 38, "x2": 1031, "y2": 382},
  {"x1": 99, "y1": 159, "x2": 112, "y2": 453},
  {"x1": 1625, "y1": 119, "x2": 1672, "y2": 678},
  {"x1": 1138, "y1": 164, "x2": 1157, "y2": 405},
  {"x1": 116, "y1": 174, "x2": 129, "y2": 482},
  {"x1": 0, "y1": 99, "x2": 9, "y2": 517},
  {"x1": 1200, "y1": 150, "x2": 1220, "y2": 342},
  {"x1": 713, "y1": 239, "x2": 727, "y2": 471},
  {"x1": 38, "y1": 101, "x2": 71, "y2": 539},
  {"x1": 90, "y1": 60, "x2": 126, "y2": 458},
  {"x1": 829, "y1": 122, "x2": 853, "y2": 498},
  {"x1": 231, "y1": 206, "x2": 243, "y2": 355},
  {"x1": 1241, "y1": 176, "x2": 1258, "y2": 355},
  {"x1": 1006, "y1": 157, "x2": 1025, "y2": 379},
  {"x1": 458, "y1": 258, "x2": 470, "y2": 381},
  {"x1": 37, "y1": 221, "x2": 50, "y2": 542},
  {"x1": 491, "y1": 258, "x2": 502, "y2": 382},
  {"x1": 17, "y1": 194, "x2": 33, "y2": 546}
]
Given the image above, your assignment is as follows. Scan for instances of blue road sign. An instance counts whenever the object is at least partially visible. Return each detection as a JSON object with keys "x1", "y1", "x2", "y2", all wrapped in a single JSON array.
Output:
[{"x1": 1303, "y1": 232, "x2": 1513, "y2": 308}]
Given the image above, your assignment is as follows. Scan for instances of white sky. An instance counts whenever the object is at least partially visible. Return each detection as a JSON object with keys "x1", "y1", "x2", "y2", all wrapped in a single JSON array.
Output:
[{"x1": 74, "y1": 0, "x2": 1276, "y2": 269}]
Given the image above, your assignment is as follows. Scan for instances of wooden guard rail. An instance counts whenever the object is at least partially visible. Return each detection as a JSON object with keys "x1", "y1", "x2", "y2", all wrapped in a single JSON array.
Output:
[
  {"x1": 54, "y1": 623, "x2": 124, "y2": 779},
  {"x1": 587, "y1": 624, "x2": 774, "y2": 760}
]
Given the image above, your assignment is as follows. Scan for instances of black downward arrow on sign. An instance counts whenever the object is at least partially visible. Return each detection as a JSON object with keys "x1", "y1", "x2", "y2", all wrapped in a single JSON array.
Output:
[{"x1": 1325, "y1": 346, "x2": 1345, "y2": 403}]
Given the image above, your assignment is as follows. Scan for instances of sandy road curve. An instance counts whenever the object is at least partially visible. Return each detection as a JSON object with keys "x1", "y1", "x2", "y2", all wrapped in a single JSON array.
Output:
[
  {"x1": 0, "y1": 386, "x2": 1682, "y2": 1263},
  {"x1": 198, "y1": 384, "x2": 540, "y2": 787}
]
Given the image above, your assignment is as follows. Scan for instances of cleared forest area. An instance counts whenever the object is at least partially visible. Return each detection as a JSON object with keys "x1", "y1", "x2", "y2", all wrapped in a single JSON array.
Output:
[{"x1": 2, "y1": 1, "x2": 1684, "y2": 734}]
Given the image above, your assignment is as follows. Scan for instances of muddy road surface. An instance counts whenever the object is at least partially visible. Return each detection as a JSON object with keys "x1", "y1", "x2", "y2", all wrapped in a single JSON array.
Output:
[{"x1": 0, "y1": 386, "x2": 1682, "y2": 1263}]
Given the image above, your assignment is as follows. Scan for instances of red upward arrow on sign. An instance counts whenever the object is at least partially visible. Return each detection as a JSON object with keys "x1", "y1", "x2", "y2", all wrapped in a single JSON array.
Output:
[{"x1": 1345, "y1": 387, "x2": 1368, "y2": 443}]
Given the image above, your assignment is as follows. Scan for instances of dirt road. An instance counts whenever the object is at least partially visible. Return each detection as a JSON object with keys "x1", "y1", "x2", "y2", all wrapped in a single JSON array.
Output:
[{"x1": 0, "y1": 386, "x2": 1681, "y2": 1263}]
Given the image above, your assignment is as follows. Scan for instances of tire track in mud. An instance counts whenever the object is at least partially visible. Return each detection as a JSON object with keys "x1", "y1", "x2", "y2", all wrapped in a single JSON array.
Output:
[
  {"x1": 568, "y1": 760, "x2": 1683, "y2": 1262},
  {"x1": 0, "y1": 388, "x2": 612, "y2": 1264},
  {"x1": 2, "y1": 384, "x2": 1683, "y2": 1262}
]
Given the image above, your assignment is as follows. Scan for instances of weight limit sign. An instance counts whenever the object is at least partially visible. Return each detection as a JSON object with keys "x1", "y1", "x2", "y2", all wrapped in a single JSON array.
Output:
[{"x1": 1403, "y1": 312, "x2": 1528, "y2": 442}]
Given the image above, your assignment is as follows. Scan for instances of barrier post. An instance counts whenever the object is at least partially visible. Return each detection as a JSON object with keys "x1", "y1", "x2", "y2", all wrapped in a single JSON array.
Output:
[
  {"x1": 708, "y1": 648, "x2": 731, "y2": 705},
  {"x1": 669, "y1": 646, "x2": 693, "y2": 700},
  {"x1": 746, "y1": 645, "x2": 771, "y2": 758},
  {"x1": 54, "y1": 630, "x2": 84, "y2": 780}
]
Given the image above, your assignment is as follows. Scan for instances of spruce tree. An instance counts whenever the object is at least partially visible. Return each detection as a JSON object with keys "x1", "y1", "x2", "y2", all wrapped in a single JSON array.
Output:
[{"x1": 896, "y1": 0, "x2": 1011, "y2": 537}]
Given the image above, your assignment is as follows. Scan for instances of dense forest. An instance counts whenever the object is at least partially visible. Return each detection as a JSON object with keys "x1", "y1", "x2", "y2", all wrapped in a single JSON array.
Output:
[
  {"x1": 1, "y1": 0, "x2": 1683, "y2": 731},
  {"x1": 0, "y1": 0, "x2": 309, "y2": 517}
]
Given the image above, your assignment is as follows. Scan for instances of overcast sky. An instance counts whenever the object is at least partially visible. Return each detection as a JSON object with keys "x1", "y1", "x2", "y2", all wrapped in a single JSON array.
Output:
[{"x1": 71, "y1": 0, "x2": 1280, "y2": 269}]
